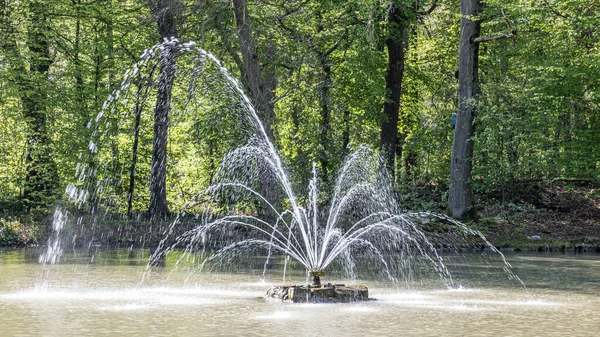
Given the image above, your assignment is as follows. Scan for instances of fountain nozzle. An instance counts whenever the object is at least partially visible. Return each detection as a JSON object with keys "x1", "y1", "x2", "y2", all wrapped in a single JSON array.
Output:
[{"x1": 309, "y1": 270, "x2": 325, "y2": 288}]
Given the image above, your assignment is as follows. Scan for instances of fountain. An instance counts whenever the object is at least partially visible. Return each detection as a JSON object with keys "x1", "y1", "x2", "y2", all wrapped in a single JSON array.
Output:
[{"x1": 42, "y1": 38, "x2": 523, "y2": 303}]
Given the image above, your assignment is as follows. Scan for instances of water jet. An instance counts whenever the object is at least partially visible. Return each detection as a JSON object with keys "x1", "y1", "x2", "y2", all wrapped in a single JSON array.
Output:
[{"x1": 42, "y1": 39, "x2": 524, "y2": 303}]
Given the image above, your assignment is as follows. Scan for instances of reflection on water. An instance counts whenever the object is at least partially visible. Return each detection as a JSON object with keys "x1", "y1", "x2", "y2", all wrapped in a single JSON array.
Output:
[{"x1": 0, "y1": 248, "x2": 599, "y2": 337}]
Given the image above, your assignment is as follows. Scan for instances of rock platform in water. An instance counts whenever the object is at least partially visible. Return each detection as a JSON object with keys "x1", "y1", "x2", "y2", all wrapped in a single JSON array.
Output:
[{"x1": 265, "y1": 283, "x2": 369, "y2": 303}]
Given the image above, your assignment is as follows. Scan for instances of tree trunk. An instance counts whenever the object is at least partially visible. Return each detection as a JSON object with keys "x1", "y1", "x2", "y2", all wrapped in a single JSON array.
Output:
[
  {"x1": 291, "y1": 102, "x2": 308, "y2": 185},
  {"x1": 448, "y1": 0, "x2": 481, "y2": 219},
  {"x1": 231, "y1": 0, "x2": 282, "y2": 212},
  {"x1": 73, "y1": 0, "x2": 85, "y2": 112},
  {"x1": 148, "y1": 0, "x2": 181, "y2": 218},
  {"x1": 149, "y1": 50, "x2": 176, "y2": 218},
  {"x1": 127, "y1": 95, "x2": 142, "y2": 217},
  {"x1": 309, "y1": 9, "x2": 346, "y2": 188},
  {"x1": 318, "y1": 54, "x2": 332, "y2": 184},
  {"x1": 105, "y1": 0, "x2": 122, "y2": 194},
  {"x1": 18, "y1": 1, "x2": 60, "y2": 213},
  {"x1": 127, "y1": 75, "x2": 151, "y2": 217},
  {"x1": 380, "y1": 4, "x2": 407, "y2": 180},
  {"x1": 232, "y1": 0, "x2": 276, "y2": 141},
  {"x1": 403, "y1": 147, "x2": 418, "y2": 182},
  {"x1": 209, "y1": 0, "x2": 245, "y2": 83},
  {"x1": 342, "y1": 108, "x2": 351, "y2": 154}
]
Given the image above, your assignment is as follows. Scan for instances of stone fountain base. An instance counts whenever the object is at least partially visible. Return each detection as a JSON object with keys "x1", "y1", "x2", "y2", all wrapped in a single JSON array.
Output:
[{"x1": 265, "y1": 283, "x2": 369, "y2": 303}]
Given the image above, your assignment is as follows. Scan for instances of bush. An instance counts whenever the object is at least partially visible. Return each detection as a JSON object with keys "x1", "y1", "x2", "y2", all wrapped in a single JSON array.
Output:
[{"x1": 0, "y1": 218, "x2": 21, "y2": 246}]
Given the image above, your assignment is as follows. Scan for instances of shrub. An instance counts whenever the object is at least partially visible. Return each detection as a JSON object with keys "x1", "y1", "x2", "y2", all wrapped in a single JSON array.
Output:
[{"x1": 0, "y1": 218, "x2": 21, "y2": 246}]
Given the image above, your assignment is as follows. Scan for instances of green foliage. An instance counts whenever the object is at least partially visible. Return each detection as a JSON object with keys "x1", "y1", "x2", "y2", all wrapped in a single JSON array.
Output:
[
  {"x1": 470, "y1": 0, "x2": 600, "y2": 198},
  {"x1": 0, "y1": 0, "x2": 598, "y2": 221},
  {"x1": 0, "y1": 218, "x2": 22, "y2": 246}
]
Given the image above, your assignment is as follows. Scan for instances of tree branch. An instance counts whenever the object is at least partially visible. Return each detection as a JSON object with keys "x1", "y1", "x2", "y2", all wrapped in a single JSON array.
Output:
[
  {"x1": 208, "y1": 0, "x2": 245, "y2": 82},
  {"x1": 542, "y1": 0, "x2": 570, "y2": 19},
  {"x1": 474, "y1": 8, "x2": 517, "y2": 45},
  {"x1": 501, "y1": 8, "x2": 517, "y2": 45},
  {"x1": 422, "y1": 0, "x2": 438, "y2": 16},
  {"x1": 323, "y1": 28, "x2": 348, "y2": 57},
  {"x1": 472, "y1": 32, "x2": 515, "y2": 43}
]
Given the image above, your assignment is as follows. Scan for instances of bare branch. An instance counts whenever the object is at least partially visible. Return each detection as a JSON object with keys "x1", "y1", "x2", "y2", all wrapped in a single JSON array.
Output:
[
  {"x1": 474, "y1": 8, "x2": 517, "y2": 45},
  {"x1": 472, "y1": 32, "x2": 515, "y2": 43},
  {"x1": 501, "y1": 8, "x2": 517, "y2": 45},
  {"x1": 424, "y1": 0, "x2": 438, "y2": 16}
]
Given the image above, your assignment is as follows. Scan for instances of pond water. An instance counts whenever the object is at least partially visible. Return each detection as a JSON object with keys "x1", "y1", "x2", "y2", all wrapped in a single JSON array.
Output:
[{"x1": 1, "y1": 248, "x2": 599, "y2": 336}]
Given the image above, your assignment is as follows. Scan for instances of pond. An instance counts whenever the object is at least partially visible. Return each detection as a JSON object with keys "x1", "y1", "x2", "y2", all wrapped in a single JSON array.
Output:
[{"x1": 1, "y1": 248, "x2": 599, "y2": 336}]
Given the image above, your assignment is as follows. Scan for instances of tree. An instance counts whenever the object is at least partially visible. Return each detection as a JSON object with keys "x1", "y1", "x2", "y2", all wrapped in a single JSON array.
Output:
[
  {"x1": 379, "y1": 2, "x2": 407, "y2": 180},
  {"x1": 380, "y1": 0, "x2": 438, "y2": 181},
  {"x1": 147, "y1": 0, "x2": 184, "y2": 217},
  {"x1": 311, "y1": 14, "x2": 346, "y2": 186},
  {"x1": 232, "y1": 0, "x2": 276, "y2": 141},
  {"x1": 449, "y1": 1, "x2": 516, "y2": 219},
  {"x1": 1, "y1": 1, "x2": 60, "y2": 215}
]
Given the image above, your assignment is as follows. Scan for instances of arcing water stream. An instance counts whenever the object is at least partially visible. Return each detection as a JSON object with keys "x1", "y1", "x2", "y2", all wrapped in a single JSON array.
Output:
[{"x1": 41, "y1": 38, "x2": 523, "y2": 291}]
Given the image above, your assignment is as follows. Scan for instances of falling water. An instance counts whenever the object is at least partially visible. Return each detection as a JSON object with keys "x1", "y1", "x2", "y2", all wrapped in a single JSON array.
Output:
[
  {"x1": 41, "y1": 38, "x2": 524, "y2": 290},
  {"x1": 39, "y1": 209, "x2": 67, "y2": 264}
]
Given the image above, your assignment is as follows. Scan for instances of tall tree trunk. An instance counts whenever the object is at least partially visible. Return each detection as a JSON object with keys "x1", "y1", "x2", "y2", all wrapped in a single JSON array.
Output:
[
  {"x1": 318, "y1": 54, "x2": 332, "y2": 184},
  {"x1": 105, "y1": 0, "x2": 122, "y2": 194},
  {"x1": 149, "y1": 49, "x2": 175, "y2": 218},
  {"x1": 73, "y1": 0, "x2": 85, "y2": 113},
  {"x1": 231, "y1": 0, "x2": 281, "y2": 212},
  {"x1": 309, "y1": 9, "x2": 346, "y2": 188},
  {"x1": 127, "y1": 95, "x2": 142, "y2": 217},
  {"x1": 380, "y1": 4, "x2": 407, "y2": 181},
  {"x1": 342, "y1": 108, "x2": 351, "y2": 155},
  {"x1": 209, "y1": 0, "x2": 245, "y2": 82},
  {"x1": 127, "y1": 75, "x2": 151, "y2": 217},
  {"x1": 16, "y1": 1, "x2": 60, "y2": 213},
  {"x1": 148, "y1": 0, "x2": 181, "y2": 218},
  {"x1": 448, "y1": 0, "x2": 481, "y2": 219},
  {"x1": 290, "y1": 102, "x2": 308, "y2": 186},
  {"x1": 87, "y1": 23, "x2": 103, "y2": 213},
  {"x1": 232, "y1": 0, "x2": 276, "y2": 141}
]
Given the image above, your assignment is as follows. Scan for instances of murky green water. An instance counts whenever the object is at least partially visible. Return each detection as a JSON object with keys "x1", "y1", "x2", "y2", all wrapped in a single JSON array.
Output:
[{"x1": 1, "y1": 248, "x2": 599, "y2": 336}]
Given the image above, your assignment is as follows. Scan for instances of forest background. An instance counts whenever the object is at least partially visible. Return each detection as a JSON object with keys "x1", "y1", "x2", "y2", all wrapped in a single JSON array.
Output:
[{"x1": 0, "y1": 0, "x2": 598, "y2": 250}]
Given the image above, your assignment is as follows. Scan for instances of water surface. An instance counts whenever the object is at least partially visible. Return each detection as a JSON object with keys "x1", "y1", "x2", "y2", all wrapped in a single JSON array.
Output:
[{"x1": 1, "y1": 248, "x2": 598, "y2": 336}]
